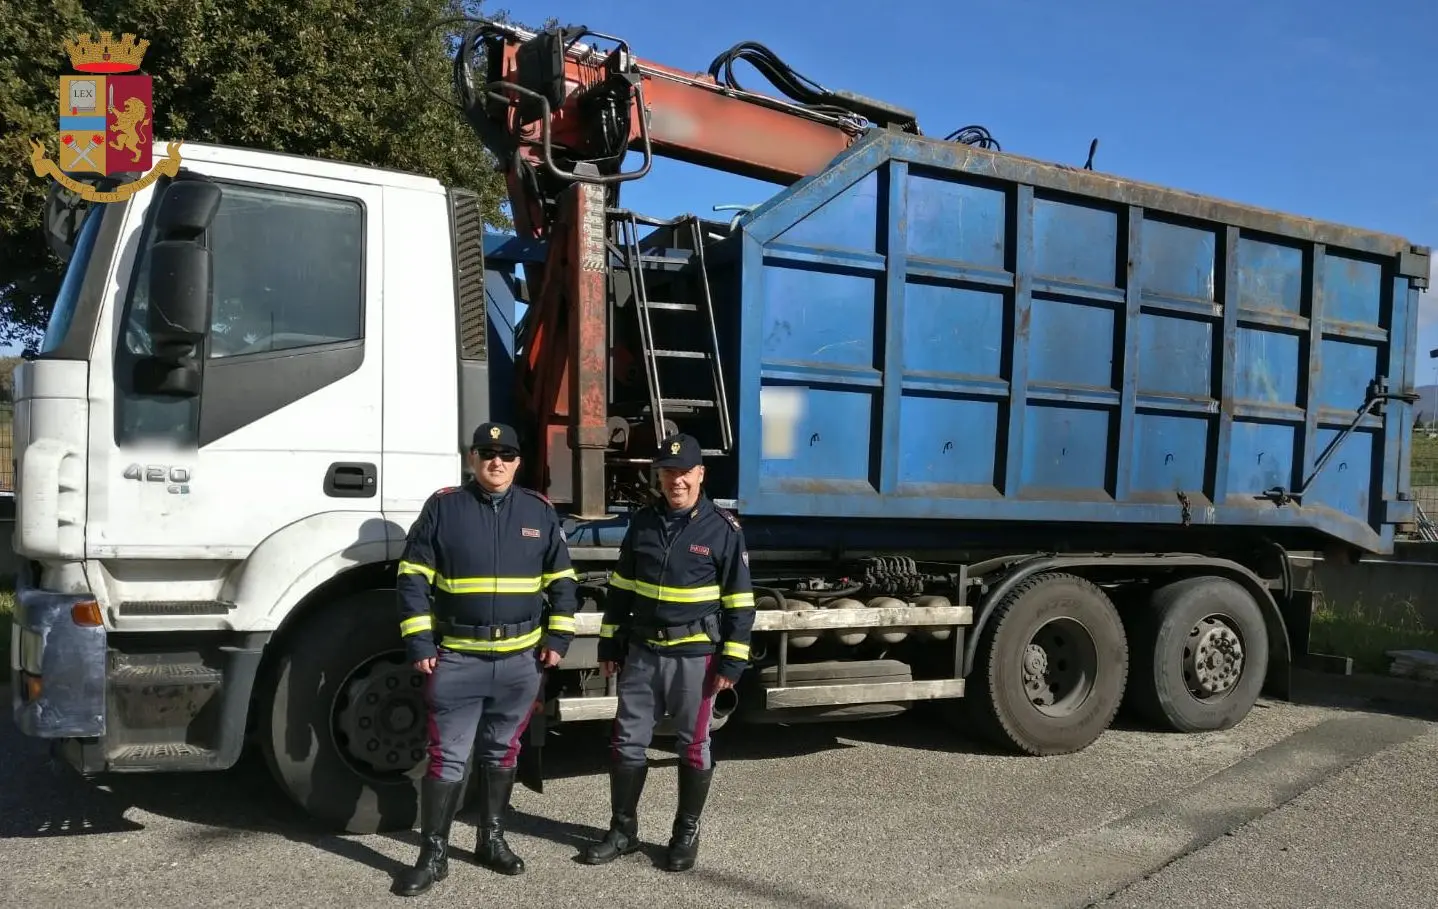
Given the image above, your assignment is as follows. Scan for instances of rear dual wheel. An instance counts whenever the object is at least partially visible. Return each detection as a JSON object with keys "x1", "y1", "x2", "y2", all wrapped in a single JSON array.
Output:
[{"x1": 1126, "y1": 576, "x2": 1268, "y2": 733}]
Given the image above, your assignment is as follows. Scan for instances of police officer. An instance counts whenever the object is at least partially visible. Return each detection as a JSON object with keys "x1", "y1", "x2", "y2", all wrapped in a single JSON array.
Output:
[
  {"x1": 581, "y1": 432, "x2": 755, "y2": 872},
  {"x1": 393, "y1": 421, "x2": 579, "y2": 897}
]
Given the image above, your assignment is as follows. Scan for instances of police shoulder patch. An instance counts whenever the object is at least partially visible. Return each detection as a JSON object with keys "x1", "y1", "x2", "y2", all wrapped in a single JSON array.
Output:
[
  {"x1": 518, "y1": 485, "x2": 556, "y2": 509},
  {"x1": 716, "y1": 507, "x2": 742, "y2": 531}
]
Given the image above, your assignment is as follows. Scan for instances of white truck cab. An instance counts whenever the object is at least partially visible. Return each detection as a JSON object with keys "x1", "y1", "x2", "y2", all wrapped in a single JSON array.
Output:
[{"x1": 10, "y1": 142, "x2": 538, "y2": 833}]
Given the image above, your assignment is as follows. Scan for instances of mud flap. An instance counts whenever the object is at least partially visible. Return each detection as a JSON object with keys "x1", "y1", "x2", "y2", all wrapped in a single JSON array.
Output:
[{"x1": 517, "y1": 696, "x2": 548, "y2": 794}]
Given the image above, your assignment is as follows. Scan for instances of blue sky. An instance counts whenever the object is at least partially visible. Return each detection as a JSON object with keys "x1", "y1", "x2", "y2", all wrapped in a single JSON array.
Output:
[{"x1": 499, "y1": 0, "x2": 1436, "y2": 379}]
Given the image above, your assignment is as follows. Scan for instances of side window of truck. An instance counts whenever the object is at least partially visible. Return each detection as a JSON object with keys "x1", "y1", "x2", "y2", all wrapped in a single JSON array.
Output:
[{"x1": 205, "y1": 182, "x2": 364, "y2": 358}]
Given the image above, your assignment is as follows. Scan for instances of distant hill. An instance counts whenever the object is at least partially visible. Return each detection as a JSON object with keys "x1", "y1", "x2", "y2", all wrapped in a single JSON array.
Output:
[{"x1": 1416, "y1": 385, "x2": 1438, "y2": 425}]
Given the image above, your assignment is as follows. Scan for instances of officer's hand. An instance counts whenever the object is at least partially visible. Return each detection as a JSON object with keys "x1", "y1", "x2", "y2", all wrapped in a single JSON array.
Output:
[
  {"x1": 709, "y1": 675, "x2": 735, "y2": 695},
  {"x1": 538, "y1": 647, "x2": 562, "y2": 668},
  {"x1": 413, "y1": 657, "x2": 437, "y2": 674},
  {"x1": 600, "y1": 660, "x2": 620, "y2": 678}
]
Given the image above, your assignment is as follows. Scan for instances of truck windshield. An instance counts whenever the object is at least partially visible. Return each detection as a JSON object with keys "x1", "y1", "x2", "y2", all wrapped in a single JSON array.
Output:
[{"x1": 39, "y1": 202, "x2": 107, "y2": 355}]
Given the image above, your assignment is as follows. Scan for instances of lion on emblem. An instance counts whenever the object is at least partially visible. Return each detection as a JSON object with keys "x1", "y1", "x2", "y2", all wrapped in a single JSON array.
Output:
[{"x1": 108, "y1": 97, "x2": 150, "y2": 165}]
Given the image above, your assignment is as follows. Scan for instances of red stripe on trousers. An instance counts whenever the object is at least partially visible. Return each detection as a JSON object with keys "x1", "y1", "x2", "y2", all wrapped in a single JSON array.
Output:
[{"x1": 684, "y1": 653, "x2": 717, "y2": 770}]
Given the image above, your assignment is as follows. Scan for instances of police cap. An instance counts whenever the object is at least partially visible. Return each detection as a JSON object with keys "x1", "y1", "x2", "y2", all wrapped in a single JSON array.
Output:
[
  {"x1": 472, "y1": 421, "x2": 521, "y2": 453},
  {"x1": 653, "y1": 432, "x2": 703, "y2": 470}
]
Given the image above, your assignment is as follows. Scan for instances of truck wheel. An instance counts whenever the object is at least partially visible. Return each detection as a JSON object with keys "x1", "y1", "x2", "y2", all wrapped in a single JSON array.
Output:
[
  {"x1": 963, "y1": 572, "x2": 1128, "y2": 756},
  {"x1": 1127, "y1": 576, "x2": 1268, "y2": 733},
  {"x1": 257, "y1": 588, "x2": 428, "y2": 834}
]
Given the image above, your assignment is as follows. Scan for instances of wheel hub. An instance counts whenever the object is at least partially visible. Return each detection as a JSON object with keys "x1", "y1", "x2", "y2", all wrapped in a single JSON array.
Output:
[
  {"x1": 1022, "y1": 618, "x2": 1098, "y2": 717},
  {"x1": 1023, "y1": 644, "x2": 1049, "y2": 680},
  {"x1": 335, "y1": 656, "x2": 428, "y2": 774},
  {"x1": 1185, "y1": 617, "x2": 1245, "y2": 697}
]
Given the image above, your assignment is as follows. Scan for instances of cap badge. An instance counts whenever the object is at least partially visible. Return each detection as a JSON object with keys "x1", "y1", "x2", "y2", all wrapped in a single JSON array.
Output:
[
  {"x1": 489, "y1": 426, "x2": 501, "y2": 439},
  {"x1": 670, "y1": 441, "x2": 681, "y2": 454}
]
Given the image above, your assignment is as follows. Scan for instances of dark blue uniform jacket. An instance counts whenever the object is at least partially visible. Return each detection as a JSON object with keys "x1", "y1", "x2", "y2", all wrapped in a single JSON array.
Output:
[
  {"x1": 397, "y1": 481, "x2": 579, "y2": 662},
  {"x1": 600, "y1": 494, "x2": 756, "y2": 682}
]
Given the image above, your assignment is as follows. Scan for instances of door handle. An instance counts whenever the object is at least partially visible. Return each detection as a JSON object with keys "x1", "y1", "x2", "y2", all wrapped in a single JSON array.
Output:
[{"x1": 325, "y1": 462, "x2": 377, "y2": 498}]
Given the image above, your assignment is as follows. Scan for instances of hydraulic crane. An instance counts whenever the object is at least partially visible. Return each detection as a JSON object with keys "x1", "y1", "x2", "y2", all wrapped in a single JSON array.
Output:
[{"x1": 447, "y1": 19, "x2": 984, "y2": 517}]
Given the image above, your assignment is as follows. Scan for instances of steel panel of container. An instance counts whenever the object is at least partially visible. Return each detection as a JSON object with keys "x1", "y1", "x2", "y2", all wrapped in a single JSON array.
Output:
[{"x1": 728, "y1": 129, "x2": 1428, "y2": 554}]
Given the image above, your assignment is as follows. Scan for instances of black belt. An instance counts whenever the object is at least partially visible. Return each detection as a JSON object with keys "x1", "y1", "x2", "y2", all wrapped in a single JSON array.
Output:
[
  {"x1": 633, "y1": 613, "x2": 720, "y2": 642},
  {"x1": 436, "y1": 617, "x2": 540, "y2": 641}
]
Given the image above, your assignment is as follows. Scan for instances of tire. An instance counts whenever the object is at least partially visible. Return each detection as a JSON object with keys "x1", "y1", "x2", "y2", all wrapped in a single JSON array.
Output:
[
  {"x1": 1126, "y1": 575, "x2": 1268, "y2": 733},
  {"x1": 257, "y1": 588, "x2": 431, "y2": 834},
  {"x1": 961, "y1": 572, "x2": 1129, "y2": 756}
]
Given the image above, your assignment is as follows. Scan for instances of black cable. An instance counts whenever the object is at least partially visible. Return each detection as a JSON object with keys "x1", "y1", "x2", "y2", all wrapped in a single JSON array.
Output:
[
  {"x1": 943, "y1": 125, "x2": 1001, "y2": 151},
  {"x1": 706, "y1": 41, "x2": 895, "y2": 125}
]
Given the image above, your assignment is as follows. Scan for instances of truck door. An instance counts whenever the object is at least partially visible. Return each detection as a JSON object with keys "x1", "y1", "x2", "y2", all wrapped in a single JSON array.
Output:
[{"x1": 86, "y1": 158, "x2": 386, "y2": 611}]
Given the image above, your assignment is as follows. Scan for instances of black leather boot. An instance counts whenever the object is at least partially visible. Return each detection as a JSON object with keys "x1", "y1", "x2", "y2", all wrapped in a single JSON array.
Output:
[
  {"x1": 664, "y1": 763, "x2": 714, "y2": 872},
  {"x1": 394, "y1": 777, "x2": 464, "y2": 896},
  {"x1": 474, "y1": 764, "x2": 525, "y2": 875},
  {"x1": 580, "y1": 764, "x2": 648, "y2": 865}
]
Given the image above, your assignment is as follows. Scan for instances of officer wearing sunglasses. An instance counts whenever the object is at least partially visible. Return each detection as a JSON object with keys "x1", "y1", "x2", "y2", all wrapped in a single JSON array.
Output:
[{"x1": 394, "y1": 421, "x2": 579, "y2": 896}]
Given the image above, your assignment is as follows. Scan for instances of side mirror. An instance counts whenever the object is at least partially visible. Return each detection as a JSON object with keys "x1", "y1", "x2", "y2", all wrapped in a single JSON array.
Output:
[
  {"x1": 42, "y1": 182, "x2": 88, "y2": 263},
  {"x1": 139, "y1": 176, "x2": 221, "y2": 396}
]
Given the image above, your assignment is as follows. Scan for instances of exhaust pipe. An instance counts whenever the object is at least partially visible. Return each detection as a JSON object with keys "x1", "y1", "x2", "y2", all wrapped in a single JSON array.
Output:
[
  {"x1": 652, "y1": 686, "x2": 742, "y2": 737},
  {"x1": 709, "y1": 686, "x2": 740, "y2": 732}
]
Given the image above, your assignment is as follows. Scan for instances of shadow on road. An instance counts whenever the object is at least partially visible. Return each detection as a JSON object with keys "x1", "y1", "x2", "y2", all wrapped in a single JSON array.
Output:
[
  {"x1": 0, "y1": 700, "x2": 1006, "y2": 872},
  {"x1": 7, "y1": 665, "x2": 1426, "y2": 875},
  {"x1": 1287, "y1": 667, "x2": 1438, "y2": 723},
  {"x1": 0, "y1": 723, "x2": 417, "y2": 876}
]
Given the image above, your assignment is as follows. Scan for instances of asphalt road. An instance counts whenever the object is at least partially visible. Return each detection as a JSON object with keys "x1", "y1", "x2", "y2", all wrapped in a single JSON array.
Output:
[{"x1": 3, "y1": 673, "x2": 1436, "y2": 909}]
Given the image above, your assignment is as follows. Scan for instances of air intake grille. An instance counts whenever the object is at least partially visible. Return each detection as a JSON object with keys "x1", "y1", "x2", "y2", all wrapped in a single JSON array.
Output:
[{"x1": 450, "y1": 188, "x2": 488, "y2": 361}]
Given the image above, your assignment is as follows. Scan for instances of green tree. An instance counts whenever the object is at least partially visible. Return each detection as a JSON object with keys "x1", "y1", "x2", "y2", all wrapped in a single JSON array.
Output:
[{"x1": 0, "y1": 0, "x2": 525, "y2": 349}]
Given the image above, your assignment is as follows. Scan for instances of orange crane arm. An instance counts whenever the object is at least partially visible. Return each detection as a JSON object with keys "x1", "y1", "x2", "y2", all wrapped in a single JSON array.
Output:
[{"x1": 454, "y1": 21, "x2": 922, "y2": 190}]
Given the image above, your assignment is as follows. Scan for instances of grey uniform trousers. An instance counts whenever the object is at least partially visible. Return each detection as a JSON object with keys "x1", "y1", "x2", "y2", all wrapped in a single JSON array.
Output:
[
  {"x1": 611, "y1": 643, "x2": 719, "y2": 771},
  {"x1": 423, "y1": 646, "x2": 543, "y2": 782}
]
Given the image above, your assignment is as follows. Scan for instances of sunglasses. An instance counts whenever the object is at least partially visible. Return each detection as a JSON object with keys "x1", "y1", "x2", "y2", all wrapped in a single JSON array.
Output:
[{"x1": 474, "y1": 448, "x2": 518, "y2": 462}]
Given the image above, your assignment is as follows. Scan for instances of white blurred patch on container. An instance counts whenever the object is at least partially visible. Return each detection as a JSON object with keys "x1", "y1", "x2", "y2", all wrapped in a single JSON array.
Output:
[{"x1": 759, "y1": 387, "x2": 805, "y2": 459}]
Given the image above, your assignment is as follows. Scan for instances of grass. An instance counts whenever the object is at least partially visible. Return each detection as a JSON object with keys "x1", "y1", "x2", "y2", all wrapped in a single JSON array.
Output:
[
  {"x1": 1413, "y1": 434, "x2": 1438, "y2": 487},
  {"x1": 1308, "y1": 594, "x2": 1438, "y2": 675}
]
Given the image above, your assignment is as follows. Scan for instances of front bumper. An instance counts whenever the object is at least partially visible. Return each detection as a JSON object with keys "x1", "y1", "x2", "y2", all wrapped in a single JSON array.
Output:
[{"x1": 9, "y1": 562, "x2": 106, "y2": 739}]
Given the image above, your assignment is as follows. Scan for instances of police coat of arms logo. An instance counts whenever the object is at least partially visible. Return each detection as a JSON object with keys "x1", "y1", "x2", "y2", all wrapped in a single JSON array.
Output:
[{"x1": 28, "y1": 30, "x2": 184, "y2": 202}]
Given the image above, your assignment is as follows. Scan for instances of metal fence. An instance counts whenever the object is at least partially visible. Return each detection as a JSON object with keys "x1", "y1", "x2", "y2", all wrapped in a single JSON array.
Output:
[{"x1": 1410, "y1": 430, "x2": 1438, "y2": 539}]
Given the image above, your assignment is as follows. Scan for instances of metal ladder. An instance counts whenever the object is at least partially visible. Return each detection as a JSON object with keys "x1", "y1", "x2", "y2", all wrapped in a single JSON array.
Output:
[{"x1": 608, "y1": 209, "x2": 733, "y2": 457}]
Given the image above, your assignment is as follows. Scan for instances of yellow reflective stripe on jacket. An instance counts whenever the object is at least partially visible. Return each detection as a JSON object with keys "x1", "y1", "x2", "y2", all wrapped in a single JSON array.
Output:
[
  {"x1": 610, "y1": 573, "x2": 720, "y2": 604},
  {"x1": 722, "y1": 592, "x2": 754, "y2": 609},
  {"x1": 646, "y1": 632, "x2": 714, "y2": 647},
  {"x1": 441, "y1": 627, "x2": 543, "y2": 653},
  {"x1": 436, "y1": 576, "x2": 543, "y2": 594},
  {"x1": 405, "y1": 566, "x2": 573, "y2": 594},
  {"x1": 600, "y1": 623, "x2": 618, "y2": 639},
  {"x1": 723, "y1": 641, "x2": 750, "y2": 661},
  {"x1": 400, "y1": 615, "x2": 433, "y2": 637},
  {"x1": 547, "y1": 614, "x2": 576, "y2": 633}
]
